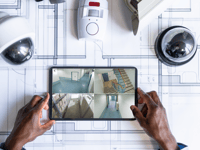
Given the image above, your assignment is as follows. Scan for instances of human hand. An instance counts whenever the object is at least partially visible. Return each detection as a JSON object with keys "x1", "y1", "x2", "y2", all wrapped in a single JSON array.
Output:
[
  {"x1": 5, "y1": 93, "x2": 55, "y2": 150},
  {"x1": 131, "y1": 88, "x2": 178, "y2": 150}
]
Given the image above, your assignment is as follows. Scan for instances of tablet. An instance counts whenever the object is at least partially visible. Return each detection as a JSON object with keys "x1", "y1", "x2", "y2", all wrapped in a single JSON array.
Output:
[{"x1": 49, "y1": 67, "x2": 138, "y2": 120}]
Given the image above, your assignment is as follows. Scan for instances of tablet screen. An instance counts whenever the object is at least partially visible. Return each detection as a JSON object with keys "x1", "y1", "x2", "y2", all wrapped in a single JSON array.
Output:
[{"x1": 50, "y1": 68, "x2": 137, "y2": 120}]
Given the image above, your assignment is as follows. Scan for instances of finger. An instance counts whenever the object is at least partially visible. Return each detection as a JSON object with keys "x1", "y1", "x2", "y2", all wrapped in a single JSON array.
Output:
[
  {"x1": 41, "y1": 120, "x2": 55, "y2": 131},
  {"x1": 138, "y1": 94, "x2": 143, "y2": 104},
  {"x1": 138, "y1": 93, "x2": 144, "y2": 104},
  {"x1": 43, "y1": 100, "x2": 49, "y2": 110},
  {"x1": 141, "y1": 104, "x2": 148, "y2": 117},
  {"x1": 36, "y1": 93, "x2": 50, "y2": 112},
  {"x1": 23, "y1": 102, "x2": 37, "y2": 114},
  {"x1": 138, "y1": 94, "x2": 159, "y2": 105},
  {"x1": 138, "y1": 98, "x2": 144, "y2": 104},
  {"x1": 40, "y1": 112, "x2": 42, "y2": 118},
  {"x1": 130, "y1": 105, "x2": 145, "y2": 127},
  {"x1": 147, "y1": 91, "x2": 160, "y2": 105},
  {"x1": 44, "y1": 105, "x2": 49, "y2": 110},
  {"x1": 31, "y1": 95, "x2": 43, "y2": 107},
  {"x1": 137, "y1": 88, "x2": 157, "y2": 108},
  {"x1": 20, "y1": 103, "x2": 30, "y2": 112}
]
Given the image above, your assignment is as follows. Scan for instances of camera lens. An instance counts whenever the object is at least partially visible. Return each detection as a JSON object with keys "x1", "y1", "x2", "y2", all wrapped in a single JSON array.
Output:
[{"x1": 1, "y1": 38, "x2": 34, "y2": 65}]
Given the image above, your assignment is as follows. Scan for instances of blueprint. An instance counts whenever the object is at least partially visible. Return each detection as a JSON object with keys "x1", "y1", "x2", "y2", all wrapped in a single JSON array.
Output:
[{"x1": 0, "y1": 0, "x2": 199, "y2": 149}]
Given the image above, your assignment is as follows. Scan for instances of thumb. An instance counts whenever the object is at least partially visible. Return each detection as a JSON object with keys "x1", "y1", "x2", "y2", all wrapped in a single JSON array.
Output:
[
  {"x1": 130, "y1": 105, "x2": 146, "y2": 127},
  {"x1": 41, "y1": 120, "x2": 55, "y2": 131}
]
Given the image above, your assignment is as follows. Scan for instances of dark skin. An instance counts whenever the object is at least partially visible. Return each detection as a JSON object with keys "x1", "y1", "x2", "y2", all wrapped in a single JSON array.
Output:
[
  {"x1": 4, "y1": 89, "x2": 177, "y2": 150},
  {"x1": 5, "y1": 93, "x2": 55, "y2": 150},
  {"x1": 131, "y1": 88, "x2": 178, "y2": 150}
]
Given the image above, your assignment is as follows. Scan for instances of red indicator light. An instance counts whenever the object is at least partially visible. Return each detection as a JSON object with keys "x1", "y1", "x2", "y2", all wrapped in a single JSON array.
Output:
[{"x1": 89, "y1": 2, "x2": 100, "y2": 7}]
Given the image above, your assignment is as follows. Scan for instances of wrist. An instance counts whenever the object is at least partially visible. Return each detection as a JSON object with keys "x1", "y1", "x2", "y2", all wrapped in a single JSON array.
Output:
[
  {"x1": 156, "y1": 133, "x2": 178, "y2": 150},
  {"x1": 5, "y1": 135, "x2": 25, "y2": 150}
]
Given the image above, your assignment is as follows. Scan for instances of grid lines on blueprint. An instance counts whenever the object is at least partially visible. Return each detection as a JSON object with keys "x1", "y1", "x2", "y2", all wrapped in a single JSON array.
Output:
[{"x1": 0, "y1": 0, "x2": 200, "y2": 149}]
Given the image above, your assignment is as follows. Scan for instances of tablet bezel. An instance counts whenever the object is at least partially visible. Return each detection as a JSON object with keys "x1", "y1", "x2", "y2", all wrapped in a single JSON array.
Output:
[{"x1": 49, "y1": 66, "x2": 138, "y2": 121}]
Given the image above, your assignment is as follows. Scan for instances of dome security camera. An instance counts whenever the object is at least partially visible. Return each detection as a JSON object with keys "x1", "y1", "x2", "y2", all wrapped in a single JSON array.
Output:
[
  {"x1": 0, "y1": 12, "x2": 35, "y2": 65},
  {"x1": 155, "y1": 26, "x2": 197, "y2": 66}
]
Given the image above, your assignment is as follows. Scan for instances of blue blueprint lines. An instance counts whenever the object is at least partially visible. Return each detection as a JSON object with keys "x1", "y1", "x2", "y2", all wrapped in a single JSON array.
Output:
[{"x1": 0, "y1": 0, "x2": 199, "y2": 149}]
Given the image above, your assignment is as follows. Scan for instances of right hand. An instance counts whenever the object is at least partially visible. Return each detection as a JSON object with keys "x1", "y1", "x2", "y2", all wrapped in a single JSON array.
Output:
[{"x1": 130, "y1": 88, "x2": 178, "y2": 150}]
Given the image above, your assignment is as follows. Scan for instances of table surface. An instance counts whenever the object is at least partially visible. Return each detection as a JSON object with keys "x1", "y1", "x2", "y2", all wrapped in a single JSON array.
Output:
[{"x1": 0, "y1": 0, "x2": 199, "y2": 149}]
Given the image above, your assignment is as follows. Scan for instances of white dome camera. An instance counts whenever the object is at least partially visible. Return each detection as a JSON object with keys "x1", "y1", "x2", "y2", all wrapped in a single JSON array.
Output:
[{"x1": 0, "y1": 12, "x2": 35, "y2": 65}]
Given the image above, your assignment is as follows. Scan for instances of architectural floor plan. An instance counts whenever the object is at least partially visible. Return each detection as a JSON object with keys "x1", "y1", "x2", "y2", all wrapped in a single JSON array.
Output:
[{"x1": 0, "y1": 0, "x2": 199, "y2": 149}]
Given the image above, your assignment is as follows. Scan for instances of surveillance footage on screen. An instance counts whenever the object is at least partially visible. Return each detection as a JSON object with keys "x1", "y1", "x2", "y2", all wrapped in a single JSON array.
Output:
[{"x1": 51, "y1": 68, "x2": 136, "y2": 119}]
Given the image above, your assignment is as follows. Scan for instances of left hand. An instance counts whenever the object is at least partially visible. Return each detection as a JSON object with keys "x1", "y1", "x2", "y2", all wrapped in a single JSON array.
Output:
[{"x1": 5, "y1": 93, "x2": 55, "y2": 150}]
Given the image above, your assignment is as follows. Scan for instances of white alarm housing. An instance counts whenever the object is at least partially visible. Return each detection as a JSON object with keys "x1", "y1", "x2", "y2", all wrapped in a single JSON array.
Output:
[{"x1": 77, "y1": 0, "x2": 108, "y2": 41}]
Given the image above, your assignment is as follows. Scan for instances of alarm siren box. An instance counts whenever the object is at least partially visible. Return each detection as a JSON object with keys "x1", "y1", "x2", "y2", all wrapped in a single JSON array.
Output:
[{"x1": 77, "y1": 0, "x2": 109, "y2": 41}]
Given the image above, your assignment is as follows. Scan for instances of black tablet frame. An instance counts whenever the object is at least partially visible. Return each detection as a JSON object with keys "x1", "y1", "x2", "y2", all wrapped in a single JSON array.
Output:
[{"x1": 49, "y1": 66, "x2": 138, "y2": 121}]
